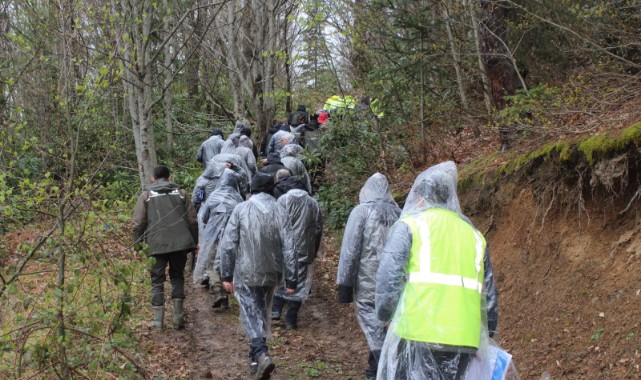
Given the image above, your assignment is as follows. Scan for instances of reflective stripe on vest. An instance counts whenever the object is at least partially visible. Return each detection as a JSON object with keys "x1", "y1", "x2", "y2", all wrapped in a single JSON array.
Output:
[{"x1": 393, "y1": 208, "x2": 486, "y2": 349}]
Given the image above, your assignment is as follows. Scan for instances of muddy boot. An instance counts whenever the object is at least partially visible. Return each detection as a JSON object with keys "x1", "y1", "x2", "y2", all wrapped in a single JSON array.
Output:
[
  {"x1": 285, "y1": 300, "x2": 301, "y2": 330},
  {"x1": 149, "y1": 306, "x2": 164, "y2": 330},
  {"x1": 211, "y1": 292, "x2": 228, "y2": 310},
  {"x1": 271, "y1": 296, "x2": 284, "y2": 320},
  {"x1": 172, "y1": 299, "x2": 185, "y2": 329},
  {"x1": 255, "y1": 353, "x2": 275, "y2": 380}
]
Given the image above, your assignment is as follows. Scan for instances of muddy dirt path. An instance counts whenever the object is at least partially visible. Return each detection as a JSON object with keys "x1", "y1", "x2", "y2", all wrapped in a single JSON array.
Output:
[{"x1": 142, "y1": 241, "x2": 370, "y2": 379}]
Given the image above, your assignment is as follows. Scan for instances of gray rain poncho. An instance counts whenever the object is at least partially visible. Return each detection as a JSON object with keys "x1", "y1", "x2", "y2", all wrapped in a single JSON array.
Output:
[
  {"x1": 275, "y1": 189, "x2": 323, "y2": 301},
  {"x1": 218, "y1": 192, "x2": 297, "y2": 339},
  {"x1": 266, "y1": 131, "x2": 297, "y2": 157},
  {"x1": 220, "y1": 121, "x2": 246, "y2": 154},
  {"x1": 196, "y1": 135, "x2": 224, "y2": 167},
  {"x1": 337, "y1": 173, "x2": 401, "y2": 357},
  {"x1": 237, "y1": 136, "x2": 257, "y2": 176},
  {"x1": 212, "y1": 153, "x2": 250, "y2": 197},
  {"x1": 192, "y1": 169, "x2": 244, "y2": 284},
  {"x1": 192, "y1": 160, "x2": 227, "y2": 212},
  {"x1": 375, "y1": 162, "x2": 517, "y2": 380},
  {"x1": 280, "y1": 144, "x2": 312, "y2": 194}
]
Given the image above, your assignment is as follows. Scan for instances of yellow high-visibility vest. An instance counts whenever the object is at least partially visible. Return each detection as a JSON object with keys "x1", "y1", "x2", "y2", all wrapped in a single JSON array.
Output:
[{"x1": 393, "y1": 208, "x2": 486, "y2": 349}]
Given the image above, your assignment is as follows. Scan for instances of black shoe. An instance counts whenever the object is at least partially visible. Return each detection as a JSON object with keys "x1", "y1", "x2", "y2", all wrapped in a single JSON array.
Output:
[
  {"x1": 212, "y1": 294, "x2": 228, "y2": 308},
  {"x1": 255, "y1": 353, "x2": 275, "y2": 380},
  {"x1": 285, "y1": 322, "x2": 297, "y2": 330},
  {"x1": 249, "y1": 361, "x2": 258, "y2": 374},
  {"x1": 271, "y1": 311, "x2": 281, "y2": 320}
]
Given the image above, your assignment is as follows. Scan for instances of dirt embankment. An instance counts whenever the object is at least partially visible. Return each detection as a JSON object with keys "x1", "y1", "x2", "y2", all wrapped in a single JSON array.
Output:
[{"x1": 460, "y1": 142, "x2": 641, "y2": 379}]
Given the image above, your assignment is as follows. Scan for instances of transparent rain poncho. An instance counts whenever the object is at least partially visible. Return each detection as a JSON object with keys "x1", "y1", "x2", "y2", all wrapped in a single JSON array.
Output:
[
  {"x1": 196, "y1": 135, "x2": 224, "y2": 167},
  {"x1": 337, "y1": 173, "x2": 401, "y2": 354},
  {"x1": 274, "y1": 189, "x2": 323, "y2": 302},
  {"x1": 375, "y1": 163, "x2": 518, "y2": 380},
  {"x1": 212, "y1": 153, "x2": 250, "y2": 197},
  {"x1": 266, "y1": 131, "x2": 297, "y2": 157},
  {"x1": 192, "y1": 160, "x2": 227, "y2": 212},
  {"x1": 280, "y1": 144, "x2": 312, "y2": 194},
  {"x1": 237, "y1": 136, "x2": 257, "y2": 176},
  {"x1": 219, "y1": 121, "x2": 246, "y2": 154},
  {"x1": 192, "y1": 169, "x2": 244, "y2": 284},
  {"x1": 218, "y1": 192, "x2": 297, "y2": 340}
]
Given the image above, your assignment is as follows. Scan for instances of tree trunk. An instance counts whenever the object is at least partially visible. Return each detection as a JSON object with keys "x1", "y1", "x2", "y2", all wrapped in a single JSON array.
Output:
[
  {"x1": 164, "y1": 0, "x2": 175, "y2": 152},
  {"x1": 467, "y1": 0, "x2": 494, "y2": 115}
]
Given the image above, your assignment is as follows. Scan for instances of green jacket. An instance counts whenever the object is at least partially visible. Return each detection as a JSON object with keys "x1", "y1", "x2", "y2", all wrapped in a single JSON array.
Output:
[{"x1": 132, "y1": 179, "x2": 198, "y2": 255}]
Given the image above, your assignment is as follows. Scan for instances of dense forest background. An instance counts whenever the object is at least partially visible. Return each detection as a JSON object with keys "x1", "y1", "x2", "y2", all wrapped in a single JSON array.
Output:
[{"x1": 1, "y1": 0, "x2": 641, "y2": 378}]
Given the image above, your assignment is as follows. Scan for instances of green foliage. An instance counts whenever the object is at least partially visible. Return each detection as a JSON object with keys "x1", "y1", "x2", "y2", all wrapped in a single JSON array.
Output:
[
  {"x1": 591, "y1": 327, "x2": 604, "y2": 341},
  {"x1": 315, "y1": 115, "x2": 400, "y2": 229},
  {"x1": 0, "y1": 178, "x2": 149, "y2": 378}
]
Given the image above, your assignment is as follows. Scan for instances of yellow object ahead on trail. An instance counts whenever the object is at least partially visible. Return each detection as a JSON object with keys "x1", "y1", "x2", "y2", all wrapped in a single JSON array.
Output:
[
  {"x1": 324, "y1": 95, "x2": 356, "y2": 115},
  {"x1": 324, "y1": 95, "x2": 384, "y2": 118}
]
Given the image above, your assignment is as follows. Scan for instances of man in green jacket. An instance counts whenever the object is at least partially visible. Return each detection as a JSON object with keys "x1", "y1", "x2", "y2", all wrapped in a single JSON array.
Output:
[{"x1": 132, "y1": 165, "x2": 198, "y2": 330}]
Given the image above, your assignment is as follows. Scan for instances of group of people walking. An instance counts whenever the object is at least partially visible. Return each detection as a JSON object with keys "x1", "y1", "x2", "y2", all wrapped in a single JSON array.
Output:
[
  {"x1": 132, "y1": 110, "x2": 513, "y2": 379},
  {"x1": 133, "y1": 113, "x2": 322, "y2": 380}
]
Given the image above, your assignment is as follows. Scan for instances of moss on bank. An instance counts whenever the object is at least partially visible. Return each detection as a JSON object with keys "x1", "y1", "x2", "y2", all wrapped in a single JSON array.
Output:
[{"x1": 460, "y1": 121, "x2": 641, "y2": 192}]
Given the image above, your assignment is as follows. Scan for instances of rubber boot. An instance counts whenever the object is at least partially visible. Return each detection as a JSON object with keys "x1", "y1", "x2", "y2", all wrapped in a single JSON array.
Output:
[
  {"x1": 173, "y1": 299, "x2": 185, "y2": 329},
  {"x1": 150, "y1": 306, "x2": 164, "y2": 330}
]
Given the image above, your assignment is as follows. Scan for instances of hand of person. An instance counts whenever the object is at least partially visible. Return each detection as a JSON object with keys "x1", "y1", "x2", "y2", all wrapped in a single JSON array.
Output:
[
  {"x1": 223, "y1": 281, "x2": 234, "y2": 293},
  {"x1": 286, "y1": 288, "x2": 296, "y2": 295},
  {"x1": 195, "y1": 244, "x2": 200, "y2": 253}
]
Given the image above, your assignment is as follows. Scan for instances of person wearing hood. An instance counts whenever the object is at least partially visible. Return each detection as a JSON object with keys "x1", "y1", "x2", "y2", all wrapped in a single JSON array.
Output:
[
  {"x1": 240, "y1": 125, "x2": 259, "y2": 159},
  {"x1": 218, "y1": 172, "x2": 297, "y2": 379},
  {"x1": 192, "y1": 169, "x2": 244, "y2": 310},
  {"x1": 196, "y1": 129, "x2": 225, "y2": 168},
  {"x1": 237, "y1": 135, "x2": 258, "y2": 176},
  {"x1": 375, "y1": 162, "x2": 500, "y2": 380},
  {"x1": 288, "y1": 104, "x2": 309, "y2": 127},
  {"x1": 260, "y1": 122, "x2": 283, "y2": 158},
  {"x1": 192, "y1": 160, "x2": 228, "y2": 213},
  {"x1": 272, "y1": 169, "x2": 306, "y2": 199},
  {"x1": 132, "y1": 165, "x2": 198, "y2": 330},
  {"x1": 271, "y1": 182, "x2": 323, "y2": 330},
  {"x1": 337, "y1": 173, "x2": 402, "y2": 380},
  {"x1": 212, "y1": 153, "x2": 251, "y2": 198},
  {"x1": 266, "y1": 130, "x2": 297, "y2": 159},
  {"x1": 221, "y1": 121, "x2": 246, "y2": 154},
  {"x1": 280, "y1": 144, "x2": 312, "y2": 194}
]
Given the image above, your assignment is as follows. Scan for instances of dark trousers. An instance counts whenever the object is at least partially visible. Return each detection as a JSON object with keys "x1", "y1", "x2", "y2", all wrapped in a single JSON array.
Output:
[
  {"x1": 271, "y1": 296, "x2": 302, "y2": 326},
  {"x1": 395, "y1": 341, "x2": 471, "y2": 380},
  {"x1": 149, "y1": 251, "x2": 187, "y2": 306},
  {"x1": 236, "y1": 285, "x2": 273, "y2": 361},
  {"x1": 366, "y1": 350, "x2": 381, "y2": 377}
]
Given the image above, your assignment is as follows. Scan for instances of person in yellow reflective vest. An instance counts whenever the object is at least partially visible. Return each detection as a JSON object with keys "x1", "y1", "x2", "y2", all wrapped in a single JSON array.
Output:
[{"x1": 375, "y1": 162, "x2": 499, "y2": 380}]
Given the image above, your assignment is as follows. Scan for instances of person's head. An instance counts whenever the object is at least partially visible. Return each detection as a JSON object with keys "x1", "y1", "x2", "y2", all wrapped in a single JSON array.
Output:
[
  {"x1": 275, "y1": 168, "x2": 291, "y2": 184},
  {"x1": 296, "y1": 104, "x2": 306, "y2": 112},
  {"x1": 239, "y1": 135, "x2": 253, "y2": 149},
  {"x1": 266, "y1": 152, "x2": 282, "y2": 164},
  {"x1": 240, "y1": 125, "x2": 252, "y2": 138},
  {"x1": 250, "y1": 172, "x2": 274, "y2": 195},
  {"x1": 152, "y1": 165, "x2": 170, "y2": 181},
  {"x1": 211, "y1": 128, "x2": 224, "y2": 138}
]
